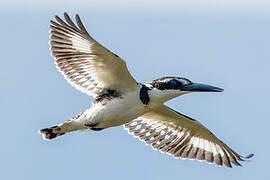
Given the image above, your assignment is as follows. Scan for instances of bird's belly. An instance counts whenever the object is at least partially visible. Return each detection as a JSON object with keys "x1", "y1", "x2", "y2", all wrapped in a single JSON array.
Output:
[
  {"x1": 102, "y1": 105, "x2": 146, "y2": 128},
  {"x1": 87, "y1": 93, "x2": 149, "y2": 128}
]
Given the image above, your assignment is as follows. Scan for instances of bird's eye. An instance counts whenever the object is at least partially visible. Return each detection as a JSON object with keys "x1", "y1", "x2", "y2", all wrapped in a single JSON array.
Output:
[
  {"x1": 169, "y1": 79, "x2": 179, "y2": 89},
  {"x1": 170, "y1": 80, "x2": 177, "y2": 85}
]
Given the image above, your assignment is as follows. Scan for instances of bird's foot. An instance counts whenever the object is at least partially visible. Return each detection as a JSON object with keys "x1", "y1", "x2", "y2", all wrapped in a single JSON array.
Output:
[{"x1": 84, "y1": 122, "x2": 104, "y2": 131}]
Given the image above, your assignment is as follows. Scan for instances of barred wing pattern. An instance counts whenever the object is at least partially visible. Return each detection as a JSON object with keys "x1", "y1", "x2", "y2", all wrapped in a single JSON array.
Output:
[
  {"x1": 124, "y1": 105, "x2": 253, "y2": 168},
  {"x1": 50, "y1": 13, "x2": 137, "y2": 96}
]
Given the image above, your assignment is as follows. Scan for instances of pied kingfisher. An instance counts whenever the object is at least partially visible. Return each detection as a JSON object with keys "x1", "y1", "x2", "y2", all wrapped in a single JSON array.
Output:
[{"x1": 39, "y1": 13, "x2": 253, "y2": 168}]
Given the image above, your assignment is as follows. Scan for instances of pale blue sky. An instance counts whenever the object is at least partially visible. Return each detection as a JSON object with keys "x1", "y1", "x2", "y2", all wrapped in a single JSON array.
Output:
[{"x1": 0, "y1": 1, "x2": 269, "y2": 180}]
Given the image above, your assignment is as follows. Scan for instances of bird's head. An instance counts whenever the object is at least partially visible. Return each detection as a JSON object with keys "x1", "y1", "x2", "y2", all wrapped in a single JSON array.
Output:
[{"x1": 146, "y1": 76, "x2": 223, "y2": 103}]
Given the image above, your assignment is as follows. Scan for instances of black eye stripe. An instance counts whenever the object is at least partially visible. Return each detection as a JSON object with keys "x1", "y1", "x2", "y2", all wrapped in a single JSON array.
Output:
[
  {"x1": 148, "y1": 77, "x2": 192, "y2": 90},
  {"x1": 169, "y1": 80, "x2": 180, "y2": 89},
  {"x1": 170, "y1": 79, "x2": 177, "y2": 85},
  {"x1": 150, "y1": 79, "x2": 180, "y2": 90}
]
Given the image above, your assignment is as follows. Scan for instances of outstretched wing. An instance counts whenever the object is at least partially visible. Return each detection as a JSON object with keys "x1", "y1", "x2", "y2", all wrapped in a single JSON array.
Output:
[
  {"x1": 124, "y1": 105, "x2": 253, "y2": 168},
  {"x1": 50, "y1": 13, "x2": 137, "y2": 96}
]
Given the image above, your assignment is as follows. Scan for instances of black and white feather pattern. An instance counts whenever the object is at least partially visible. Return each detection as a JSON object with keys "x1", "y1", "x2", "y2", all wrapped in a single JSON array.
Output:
[
  {"x1": 124, "y1": 105, "x2": 253, "y2": 168},
  {"x1": 49, "y1": 13, "x2": 137, "y2": 96}
]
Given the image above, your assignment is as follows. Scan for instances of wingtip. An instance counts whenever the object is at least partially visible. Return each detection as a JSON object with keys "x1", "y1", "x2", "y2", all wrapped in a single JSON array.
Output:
[
  {"x1": 64, "y1": 12, "x2": 71, "y2": 21},
  {"x1": 54, "y1": 15, "x2": 61, "y2": 21},
  {"x1": 239, "y1": 153, "x2": 254, "y2": 162},
  {"x1": 75, "y1": 14, "x2": 81, "y2": 24},
  {"x1": 245, "y1": 153, "x2": 254, "y2": 159},
  {"x1": 75, "y1": 14, "x2": 83, "y2": 25}
]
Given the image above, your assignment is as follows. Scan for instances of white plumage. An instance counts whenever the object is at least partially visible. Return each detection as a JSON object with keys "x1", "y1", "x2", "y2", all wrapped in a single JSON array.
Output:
[{"x1": 39, "y1": 13, "x2": 253, "y2": 168}]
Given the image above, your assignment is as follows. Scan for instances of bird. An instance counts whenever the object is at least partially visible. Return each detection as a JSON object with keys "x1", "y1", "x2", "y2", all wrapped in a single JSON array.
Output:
[{"x1": 39, "y1": 13, "x2": 253, "y2": 168}]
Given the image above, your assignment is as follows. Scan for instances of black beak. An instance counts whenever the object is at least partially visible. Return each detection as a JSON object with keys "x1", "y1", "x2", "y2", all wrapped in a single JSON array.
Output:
[{"x1": 181, "y1": 83, "x2": 224, "y2": 92}]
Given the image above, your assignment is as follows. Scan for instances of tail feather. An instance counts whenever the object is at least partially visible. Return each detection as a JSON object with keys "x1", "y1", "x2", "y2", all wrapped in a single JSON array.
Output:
[
  {"x1": 39, "y1": 125, "x2": 65, "y2": 140},
  {"x1": 39, "y1": 111, "x2": 87, "y2": 140}
]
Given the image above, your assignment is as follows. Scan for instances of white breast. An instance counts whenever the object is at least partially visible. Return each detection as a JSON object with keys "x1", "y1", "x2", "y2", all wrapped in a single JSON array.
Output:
[{"x1": 84, "y1": 89, "x2": 149, "y2": 128}]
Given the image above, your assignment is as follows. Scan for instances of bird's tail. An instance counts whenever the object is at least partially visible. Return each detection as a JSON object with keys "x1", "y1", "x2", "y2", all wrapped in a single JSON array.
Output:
[
  {"x1": 39, "y1": 112, "x2": 88, "y2": 140},
  {"x1": 39, "y1": 125, "x2": 66, "y2": 140},
  {"x1": 39, "y1": 120, "x2": 88, "y2": 140}
]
